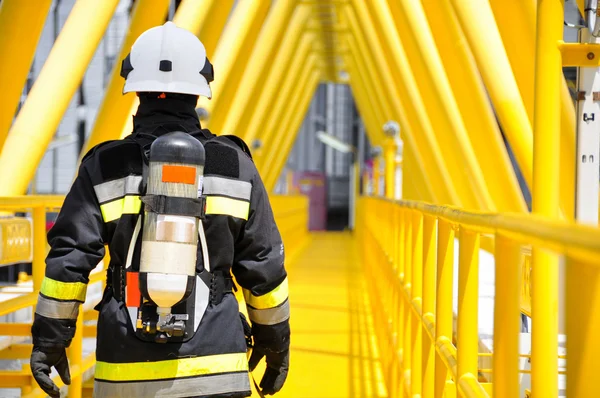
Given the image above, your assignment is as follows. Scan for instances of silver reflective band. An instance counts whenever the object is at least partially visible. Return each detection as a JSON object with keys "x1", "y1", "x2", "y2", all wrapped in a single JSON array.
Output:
[
  {"x1": 203, "y1": 176, "x2": 252, "y2": 201},
  {"x1": 93, "y1": 372, "x2": 251, "y2": 398},
  {"x1": 94, "y1": 175, "x2": 143, "y2": 203},
  {"x1": 35, "y1": 295, "x2": 80, "y2": 319},
  {"x1": 247, "y1": 299, "x2": 290, "y2": 325}
]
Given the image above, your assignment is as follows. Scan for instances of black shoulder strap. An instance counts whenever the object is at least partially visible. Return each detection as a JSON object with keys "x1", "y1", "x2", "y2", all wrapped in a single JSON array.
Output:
[{"x1": 219, "y1": 135, "x2": 253, "y2": 160}]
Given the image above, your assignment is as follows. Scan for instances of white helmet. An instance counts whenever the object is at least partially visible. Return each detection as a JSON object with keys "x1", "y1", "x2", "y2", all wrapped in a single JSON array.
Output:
[{"x1": 120, "y1": 21, "x2": 213, "y2": 98}]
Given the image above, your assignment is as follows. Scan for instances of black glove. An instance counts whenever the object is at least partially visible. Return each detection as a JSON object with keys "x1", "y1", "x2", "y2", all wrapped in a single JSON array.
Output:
[
  {"x1": 248, "y1": 321, "x2": 290, "y2": 395},
  {"x1": 30, "y1": 346, "x2": 71, "y2": 398}
]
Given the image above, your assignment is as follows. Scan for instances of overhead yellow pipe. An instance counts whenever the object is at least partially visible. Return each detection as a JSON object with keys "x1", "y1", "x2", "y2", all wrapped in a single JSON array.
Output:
[
  {"x1": 264, "y1": 70, "x2": 320, "y2": 191},
  {"x1": 241, "y1": 24, "x2": 313, "y2": 144},
  {"x1": 421, "y1": 1, "x2": 527, "y2": 213},
  {"x1": 345, "y1": 2, "x2": 450, "y2": 204},
  {"x1": 0, "y1": 0, "x2": 52, "y2": 152},
  {"x1": 197, "y1": 0, "x2": 271, "y2": 132},
  {"x1": 388, "y1": 0, "x2": 493, "y2": 211},
  {"x1": 218, "y1": 0, "x2": 299, "y2": 136},
  {"x1": 0, "y1": 0, "x2": 120, "y2": 196},
  {"x1": 449, "y1": 0, "x2": 534, "y2": 192},
  {"x1": 489, "y1": 0, "x2": 576, "y2": 218},
  {"x1": 256, "y1": 53, "x2": 317, "y2": 176},
  {"x1": 84, "y1": 0, "x2": 171, "y2": 154},
  {"x1": 364, "y1": 0, "x2": 462, "y2": 206}
]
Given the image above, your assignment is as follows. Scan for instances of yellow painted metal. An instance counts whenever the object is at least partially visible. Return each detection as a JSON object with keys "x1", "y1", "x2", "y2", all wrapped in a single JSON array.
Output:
[
  {"x1": 488, "y1": 0, "x2": 576, "y2": 218},
  {"x1": 67, "y1": 312, "x2": 84, "y2": 398},
  {"x1": 364, "y1": 0, "x2": 461, "y2": 206},
  {"x1": 421, "y1": 0, "x2": 527, "y2": 213},
  {"x1": 384, "y1": 138, "x2": 396, "y2": 199},
  {"x1": 0, "y1": 218, "x2": 32, "y2": 266},
  {"x1": 560, "y1": 42, "x2": 600, "y2": 66},
  {"x1": 411, "y1": 211, "x2": 423, "y2": 396},
  {"x1": 218, "y1": 0, "x2": 299, "y2": 137},
  {"x1": 493, "y1": 236, "x2": 521, "y2": 398},
  {"x1": 450, "y1": 0, "x2": 534, "y2": 192},
  {"x1": 385, "y1": 0, "x2": 492, "y2": 211},
  {"x1": 0, "y1": 0, "x2": 119, "y2": 195},
  {"x1": 84, "y1": 0, "x2": 170, "y2": 154},
  {"x1": 177, "y1": 0, "x2": 235, "y2": 55},
  {"x1": 422, "y1": 215, "x2": 437, "y2": 398},
  {"x1": 32, "y1": 207, "x2": 46, "y2": 292},
  {"x1": 197, "y1": 0, "x2": 271, "y2": 132},
  {"x1": 403, "y1": 209, "x2": 412, "y2": 383},
  {"x1": 240, "y1": 9, "x2": 312, "y2": 143},
  {"x1": 264, "y1": 70, "x2": 320, "y2": 192},
  {"x1": 0, "y1": 0, "x2": 52, "y2": 152},
  {"x1": 457, "y1": 229, "x2": 479, "y2": 380},
  {"x1": 531, "y1": 1, "x2": 563, "y2": 396}
]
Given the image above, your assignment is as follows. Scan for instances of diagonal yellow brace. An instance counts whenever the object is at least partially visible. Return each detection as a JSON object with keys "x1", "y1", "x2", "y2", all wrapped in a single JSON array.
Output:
[
  {"x1": 0, "y1": 0, "x2": 120, "y2": 196},
  {"x1": 0, "y1": 0, "x2": 52, "y2": 152},
  {"x1": 218, "y1": 0, "x2": 300, "y2": 136}
]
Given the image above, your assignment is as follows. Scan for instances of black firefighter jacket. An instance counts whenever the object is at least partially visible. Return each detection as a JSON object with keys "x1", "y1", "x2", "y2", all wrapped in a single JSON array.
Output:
[{"x1": 31, "y1": 97, "x2": 290, "y2": 398}]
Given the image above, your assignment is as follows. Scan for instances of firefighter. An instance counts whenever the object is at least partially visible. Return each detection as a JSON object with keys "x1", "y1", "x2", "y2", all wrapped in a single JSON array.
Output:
[{"x1": 30, "y1": 21, "x2": 290, "y2": 398}]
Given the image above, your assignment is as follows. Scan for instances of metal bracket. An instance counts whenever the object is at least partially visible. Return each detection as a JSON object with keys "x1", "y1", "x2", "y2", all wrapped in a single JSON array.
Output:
[{"x1": 559, "y1": 41, "x2": 600, "y2": 66}]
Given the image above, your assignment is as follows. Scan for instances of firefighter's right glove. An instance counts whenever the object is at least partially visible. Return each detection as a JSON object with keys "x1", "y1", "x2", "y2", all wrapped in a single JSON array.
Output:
[
  {"x1": 30, "y1": 346, "x2": 71, "y2": 398},
  {"x1": 248, "y1": 321, "x2": 290, "y2": 395}
]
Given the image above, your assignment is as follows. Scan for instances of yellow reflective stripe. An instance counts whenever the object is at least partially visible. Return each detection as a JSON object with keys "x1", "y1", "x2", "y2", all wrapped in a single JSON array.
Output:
[
  {"x1": 40, "y1": 277, "x2": 87, "y2": 302},
  {"x1": 95, "y1": 352, "x2": 248, "y2": 382},
  {"x1": 205, "y1": 196, "x2": 250, "y2": 220},
  {"x1": 100, "y1": 195, "x2": 142, "y2": 223},
  {"x1": 243, "y1": 278, "x2": 289, "y2": 310}
]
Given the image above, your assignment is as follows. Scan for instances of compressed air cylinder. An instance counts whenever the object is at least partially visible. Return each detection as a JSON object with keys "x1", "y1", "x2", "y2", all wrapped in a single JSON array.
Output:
[{"x1": 140, "y1": 131, "x2": 205, "y2": 314}]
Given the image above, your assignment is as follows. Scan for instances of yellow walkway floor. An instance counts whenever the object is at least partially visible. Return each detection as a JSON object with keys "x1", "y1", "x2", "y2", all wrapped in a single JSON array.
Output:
[{"x1": 250, "y1": 233, "x2": 387, "y2": 398}]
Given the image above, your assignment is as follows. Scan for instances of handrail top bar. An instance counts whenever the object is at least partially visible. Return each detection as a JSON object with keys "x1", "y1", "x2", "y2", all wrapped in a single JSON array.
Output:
[
  {"x1": 0, "y1": 195, "x2": 64, "y2": 210},
  {"x1": 371, "y1": 197, "x2": 600, "y2": 264}
]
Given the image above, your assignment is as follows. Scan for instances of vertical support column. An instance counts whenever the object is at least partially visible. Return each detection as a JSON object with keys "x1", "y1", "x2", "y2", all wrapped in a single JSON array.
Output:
[
  {"x1": 384, "y1": 138, "x2": 396, "y2": 200},
  {"x1": 402, "y1": 209, "x2": 413, "y2": 390},
  {"x1": 457, "y1": 229, "x2": 480, "y2": 380},
  {"x1": 422, "y1": 215, "x2": 437, "y2": 398},
  {"x1": 68, "y1": 312, "x2": 83, "y2": 398},
  {"x1": 32, "y1": 206, "x2": 46, "y2": 292},
  {"x1": 532, "y1": 1, "x2": 563, "y2": 396},
  {"x1": 411, "y1": 211, "x2": 423, "y2": 396},
  {"x1": 494, "y1": 235, "x2": 521, "y2": 398},
  {"x1": 373, "y1": 157, "x2": 382, "y2": 197},
  {"x1": 435, "y1": 220, "x2": 454, "y2": 398}
]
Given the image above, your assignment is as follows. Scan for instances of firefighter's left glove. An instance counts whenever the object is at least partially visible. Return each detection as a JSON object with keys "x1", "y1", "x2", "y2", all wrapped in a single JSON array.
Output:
[
  {"x1": 31, "y1": 346, "x2": 71, "y2": 398},
  {"x1": 248, "y1": 321, "x2": 290, "y2": 395}
]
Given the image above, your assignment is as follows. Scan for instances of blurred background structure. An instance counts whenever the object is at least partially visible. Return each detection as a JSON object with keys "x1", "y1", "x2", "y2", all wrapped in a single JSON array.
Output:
[{"x1": 1, "y1": 0, "x2": 600, "y2": 397}]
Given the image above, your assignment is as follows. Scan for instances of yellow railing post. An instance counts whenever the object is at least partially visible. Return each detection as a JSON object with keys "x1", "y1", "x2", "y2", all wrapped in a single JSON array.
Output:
[
  {"x1": 32, "y1": 206, "x2": 46, "y2": 292},
  {"x1": 457, "y1": 229, "x2": 479, "y2": 381},
  {"x1": 531, "y1": 1, "x2": 563, "y2": 396},
  {"x1": 435, "y1": 220, "x2": 454, "y2": 398},
  {"x1": 411, "y1": 211, "x2": 423, "y2": 396},
  {"x1": 422, "y1": 215, "x2": 437, "y2": 398},
  {"x1": 402, "y1": 209, "x2": 413, "y2": 390},
  {"x1": 493, "y1": 235, "x2": 521, "y2": 398},
  {"x1": 385, "y1": 138, "x2": 397, "y2": 200},
  {"x1": 67, "y1": 312, "x2": 84, "y2": 398}
]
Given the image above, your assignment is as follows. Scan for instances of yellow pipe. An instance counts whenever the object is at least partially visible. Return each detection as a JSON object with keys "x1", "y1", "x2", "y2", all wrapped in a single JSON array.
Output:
[
  {"x1": 218, "y1": 0, "x2": 299, "y2": 136},
  {"x1": 421, "y1": 0, "x2": 527, "y2": 213},
  {"x1": 384, "y1": 138, "x2": 396, "y2": 200},
  {"x1": 489, "y1": 0, "x2": 576, "y2": 218},
  {"x1": 197, "y1": 0, "x2": 271, "y2": 132},
  {"x1": 363, "y1": 0, "x2": 461, "y2": 206},
  {"x1": 0, "y1": 0, "x2": 120, "y2": 195},
  {"x1": 0, "y1": 0, "x2": 52, "y2": 151},
  {"x1": 411, "y1": 211, "x2": 423, "y2": 396},
  {"x1": 239, "y1": 8, "x2": 312, "y2": 143},
  {"x1": 449, "y1": 0, "x2": 534, "y2": 191},
  {"x1": 493, "y1": 236, "x2": 521, "y2": 398},
  {"x1": 457, "y1": 229, "x2": 480, "y2": 380},
  {"x1": 390, "y1": 0, "x2": 493, "y2": 210},
  {"x1": 421, "y1": 215, "x2": 437, "y2": 398},
  {"x1": 531, "y1": 1, "x2": 562, "y2": 396},
  {"x1": 67, "y1": 312, "x2": 83, "y2": 398},
  {"x1": 402, "y1": 209, "x2": 412, "y2": 380},
  {"x1": 264, "y1": 70, "x2": 320, "y2": 192},
  {"x1": 32, "y1": 207, "x2": 47, "y2": 292},
  {"x1": 84, "y1": 0, "x2": 170, "y2": 153}
]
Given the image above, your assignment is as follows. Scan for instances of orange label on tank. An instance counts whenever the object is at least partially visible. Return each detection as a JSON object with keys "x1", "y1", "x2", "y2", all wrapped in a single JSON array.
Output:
[
  {"x1": 126, "y1": 271, "x2": 141, "y2": 307},
  {"x1": 162, "y1": 165, "x2": 197, "y2": 184}
]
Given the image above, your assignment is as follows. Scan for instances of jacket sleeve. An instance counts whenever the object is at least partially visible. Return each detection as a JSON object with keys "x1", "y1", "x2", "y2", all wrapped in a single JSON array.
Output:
[
  {"x1": 232, "y1": 169, "x2": 289, "y2": 330},
  {"x1": 31, "y1": 162, "x2": 106, "y2": 348}
]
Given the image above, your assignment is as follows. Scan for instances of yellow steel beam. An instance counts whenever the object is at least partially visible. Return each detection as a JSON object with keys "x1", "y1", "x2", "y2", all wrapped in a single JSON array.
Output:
[
  {"x1": 488, "y1": 0, "x2": 576, "y2": 218},
  {"x1": 531, "y1": 1, "x2": 562, "y2": 396},
  {"x1": 421, "y1": 1, "x2": 527, "y2": 213},
  {"x1": 218, "y1": 0, "x2": 300, "y2": 136},
  {"x1": 449, "y1": 0, "x2": 534, "y2": 192},
  {"x1": 345, "y1": 1, "x2": 449, "y2": 204},
  {"x1": 388, "y1": 0, "x2": 493, "y2": 211},
  {"x1": 0, "y1": 0, "x2": 52, "y2": 152},
  {"x1": 242, "y1": 24, "x2": 313, "y2": 144},
  {"x1": 84, "y1": 0, "x2": 170, "y2": 154},
  {"x1": 363, "y1": 0, "x2": 461, "y2": 206},
  {"x1": 253, "y1": 37, "x2": 316, "y2": 171},
  {"x1": 0, "y1": 0, "x2": 120, "y2": 196},
  {"x1": 264, "y1": 70, "x2": 321, "y2": 192},
  {"x1": 256, "y1": 53, "x2": 317, "y2": 177},
  {"x1": 197, "y1": 0, "x2": 271, "y2": 132}
]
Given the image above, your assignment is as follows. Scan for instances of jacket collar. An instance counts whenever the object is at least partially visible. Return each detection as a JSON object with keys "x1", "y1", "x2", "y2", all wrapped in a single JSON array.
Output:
[{"x1": 132, "y1": 96, "x2": 202, "y2": 136}]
